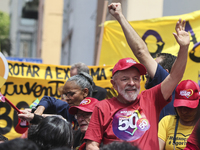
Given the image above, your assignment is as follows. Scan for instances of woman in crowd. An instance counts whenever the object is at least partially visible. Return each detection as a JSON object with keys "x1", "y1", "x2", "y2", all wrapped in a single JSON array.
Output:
[
  {"x1": 158, "y1": 80, "x2": 200, "y2": 150},
  {"x1": 18, "y1": 98, "x2": 98, "y2": 150},
  {"x1": 58, "y1": 86, "x2": 65, "y2": 101},
  {"x1": 33, "y1": 72, "x2": 93, "y2": 129}
]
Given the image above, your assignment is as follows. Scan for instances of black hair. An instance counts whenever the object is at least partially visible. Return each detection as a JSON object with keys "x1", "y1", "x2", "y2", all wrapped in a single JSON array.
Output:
[
  {"x1": 0, "y1": 134, "x2": 8, "y2": 142},
  {"x1": 28, "y1": 116, "x2": 73, "y2": 150},
  {"x1": 100, "y1": 141, "x2": 140, "y2": 150},
  {"x1": 0, "y1": 138, "x2": 39, "y2": 150},
  {"x1": 156, "y1": 53, "x2": 177, "y2": 73}
]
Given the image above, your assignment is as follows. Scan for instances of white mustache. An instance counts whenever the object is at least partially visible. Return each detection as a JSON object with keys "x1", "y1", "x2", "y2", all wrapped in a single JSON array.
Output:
[{"x1": 125, "y1": 86, "x2": 137, "y2": 90}]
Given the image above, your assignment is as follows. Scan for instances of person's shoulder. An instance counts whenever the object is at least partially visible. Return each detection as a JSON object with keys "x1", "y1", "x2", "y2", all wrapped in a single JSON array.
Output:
[
  {"x1": 94, "y1": 85, "x2": 107, "y2": 92},
  {"x1": 41, "y1": 95, "x2": 61, "y2": 101},
  {"x1": 141, "y1": 83, "x2": 162, "y2": 95},
  {"x1": 160, "y1": 115, "x2": 175, "y2": 122},
  {"x1": 96, "y1": 97, "x2": 116, "y2": 108},
  {"x1": 157, "y1": 64, "x2": 169, "y2": 74}
]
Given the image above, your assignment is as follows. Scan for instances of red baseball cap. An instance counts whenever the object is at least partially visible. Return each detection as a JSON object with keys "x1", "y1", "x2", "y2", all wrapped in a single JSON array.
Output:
[
  {"x1": 112, "y1": 58, "x2": 147, "y2": 76},
  {"x1": 69, "y1": 97, "x2": 99, "y2": 115},
  {"x1": 174, "y1": 80, "x2": 200, "y2": 108}
]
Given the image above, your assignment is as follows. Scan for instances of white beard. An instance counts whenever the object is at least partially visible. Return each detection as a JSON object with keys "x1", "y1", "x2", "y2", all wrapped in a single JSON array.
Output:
[{"x1": 117, "y1": 85, "x2": 140, "y2": 102}]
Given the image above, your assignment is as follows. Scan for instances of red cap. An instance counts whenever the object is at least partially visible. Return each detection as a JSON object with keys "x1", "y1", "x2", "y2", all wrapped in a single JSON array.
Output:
[
  {"x1": 69, "y1": 97, "x2": 99, "y2": 115},
  {"x1": 174, "y1": 80, "x2": 200, "y2": 108},
  {"x1": 112, "y1": 58, "x2": 147, "y2": 76}
]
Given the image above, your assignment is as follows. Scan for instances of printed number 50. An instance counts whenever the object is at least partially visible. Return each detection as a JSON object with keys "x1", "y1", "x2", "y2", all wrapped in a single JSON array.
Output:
[{"x1": 118, "y1": 113, "x2": 138, "y2": 131}]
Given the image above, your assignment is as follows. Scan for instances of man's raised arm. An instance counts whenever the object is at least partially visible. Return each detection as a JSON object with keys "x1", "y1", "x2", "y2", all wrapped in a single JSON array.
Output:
[
  {"x1": 161, "y1": 19, "x2": 190, "y2": 100},
  {"x1": 108, "y1": 3, "x2": 157, "y2": 78}
]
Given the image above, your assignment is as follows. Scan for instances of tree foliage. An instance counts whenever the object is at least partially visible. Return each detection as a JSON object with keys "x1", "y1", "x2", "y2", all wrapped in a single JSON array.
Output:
[{"x1": 0, "y1": 11, "x2": 11, "y2": 55}]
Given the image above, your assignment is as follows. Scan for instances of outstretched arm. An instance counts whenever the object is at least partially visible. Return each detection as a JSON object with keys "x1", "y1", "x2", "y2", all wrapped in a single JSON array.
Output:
[
  {"x1": 108, "y1": 3, "x2": 157, "y2": 78},
  {"x1": 18, "y1": 110, "x2": 34, "y2": 122},
  {"x1": 86, "y1": 140, "x2": 100, "y2": 150},
  {"x1": 161, "y1": 19, "x2": 190, "y2": 100}
]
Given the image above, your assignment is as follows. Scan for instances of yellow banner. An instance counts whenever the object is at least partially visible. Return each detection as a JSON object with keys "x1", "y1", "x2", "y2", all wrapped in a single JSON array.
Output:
[
  {"x1": 2, "y1": 10, "x2": 200, "y2": 140},
  {"x1": 0, "y1": 61, "x2": 116, "y2": 139},
  {"x1": 100, "y1": 10, "x2": 200, "y2": 83}
]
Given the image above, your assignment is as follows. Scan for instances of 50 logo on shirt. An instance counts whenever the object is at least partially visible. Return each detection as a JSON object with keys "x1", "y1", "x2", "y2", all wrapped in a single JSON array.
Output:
[{"x1": 112, "y1": 107, "x2": 150, "y2": 141}]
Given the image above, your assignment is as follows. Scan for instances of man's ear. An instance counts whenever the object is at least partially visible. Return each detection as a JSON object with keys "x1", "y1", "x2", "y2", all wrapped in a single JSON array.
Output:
[
  {"x1": 165, "y1": 69, "x2": 169, "y2": 73},
  {"x1": 82, "y1": 88, "x2": 89, "y2": 98},
  {"x1": 111, "y1": 79, "x2": 117, "y2": 90}
]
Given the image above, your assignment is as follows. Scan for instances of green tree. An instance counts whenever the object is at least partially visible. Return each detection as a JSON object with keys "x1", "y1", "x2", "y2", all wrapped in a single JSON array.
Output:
[{"x1": 0, "y1": 11, "x2": 11, "y2": 55}]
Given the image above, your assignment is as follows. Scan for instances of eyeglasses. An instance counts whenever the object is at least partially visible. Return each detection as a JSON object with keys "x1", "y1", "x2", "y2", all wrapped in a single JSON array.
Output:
[
  {"x1": 62, "y1": 90, "x2": 80, "y2": 99},
  {"x1": 75, "y1": 112, "x2": 92, "y2": 119}
]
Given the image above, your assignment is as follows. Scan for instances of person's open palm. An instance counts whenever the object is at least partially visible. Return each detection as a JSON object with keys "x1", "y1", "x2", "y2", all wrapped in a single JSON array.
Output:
[{"x1": 173, "y1": 18, "x2": 190, "y2": 47}]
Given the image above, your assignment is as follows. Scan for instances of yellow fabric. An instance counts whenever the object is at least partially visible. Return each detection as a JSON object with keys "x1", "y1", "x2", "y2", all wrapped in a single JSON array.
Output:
[
  {"x1": 100, "y1": 10, "x2": 200, "y2": 84},
  {"x1": 158, "y1": 115, "x2": 194, "y2": 150},
  {"x1": 0, "y1": 61, "x2": 115, "y2": 139}
]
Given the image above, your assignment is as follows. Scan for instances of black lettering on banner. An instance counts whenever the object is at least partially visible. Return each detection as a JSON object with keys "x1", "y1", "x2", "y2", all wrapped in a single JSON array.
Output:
[
  {"x1": 64, "y1": 68, "x2": 70, "y2": 80},
  {"x1": 91, "y1": 68, "x2": 100, "y2": 79},
  {"x1": 185, "y1": 21, "x2": 200, "y2": 62},
  {"x1": 142, "y1": 30, "x2": 165, "y2": 58},
  {"x1": 13, "y1": 63, "x2": 20, "y2": 75},
  {"x1": 34, "y1": 84, "x2": 43, "y2": 97},
  {"x1": 26, "y1": 65, "x2": 33, "y2": 76},
  {"x1": 8, "y1": 63, "x2": 13, "y2": 75},
  {"x1": 43, "y1": 81, "x2": 64, "y2": 97},
  {"x1": 33, "y1": 65, "x2": 40, "y2": 77},
  {"x1": 45, "y1": 66, "x2": 53, "y2": 79},
  {"x1": 3, "y1": 82, "x2": 15, "y2": 96},
  {"x1": 14, "y1": 84, "x2": 27, "y2": 95},
  {"x1": 0, "y1": 103, "x2": 12, "y2": 134},
  {"x1": 90, "y1": 68, "x2": 107, "y2": 80},
  {"x1": 3, "y1": 81, "x2": 64, "y2": 97},
  {"x1": 8, "y1": 63, "x2": 40, "y2": 77},
  {"x1": 100, "y1": 68, "x2": 107, "y2": 80},
  {"x1": 56, "y1": 67, "x2": 64, "y2": 79},
  {"x1": 20, "y1": 63, "x2": 27, "y2": 76}
]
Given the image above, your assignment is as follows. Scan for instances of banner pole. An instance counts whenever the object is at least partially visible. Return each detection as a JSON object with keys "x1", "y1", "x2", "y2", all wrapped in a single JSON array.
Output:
[{"x1": 95, "y1": 0, "x2": 108, "y2": 65}]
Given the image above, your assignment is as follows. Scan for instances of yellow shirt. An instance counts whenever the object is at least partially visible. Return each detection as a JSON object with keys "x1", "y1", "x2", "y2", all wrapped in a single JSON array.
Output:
[{"x1": 158, "y1": 115, "x2": 194, "y2": 150}]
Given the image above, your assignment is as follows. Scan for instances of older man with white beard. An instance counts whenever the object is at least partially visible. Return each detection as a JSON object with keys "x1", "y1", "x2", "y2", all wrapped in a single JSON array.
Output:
[{"x1": 84, "y1": 2, "x2": 190, "y2": 150}]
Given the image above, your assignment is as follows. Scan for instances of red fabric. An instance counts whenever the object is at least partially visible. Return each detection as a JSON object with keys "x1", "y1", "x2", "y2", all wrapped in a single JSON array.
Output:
[
  {"x1": 84, "y1": 84, "x2": 170, "y2": 150},
  {"x1": 20, "y1": 130, "x2": 28, "y2": 139},
  {"x1": 184, "y1": 120, "x2": 200, "y2": 150},
  {"x1": 184, "y1": 142, "x2": 199, "y2": 150},
  {"x1": 78, "y1": 142, "x2": 86, "y2": 150}
]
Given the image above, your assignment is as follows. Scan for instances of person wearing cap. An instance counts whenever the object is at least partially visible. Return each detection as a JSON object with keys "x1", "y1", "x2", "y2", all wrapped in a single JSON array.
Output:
[
  {"x1": 84, "y1": 3, "x2": 190, "y2": 150},
  {"x1": 33, "y1": 72, "x2": 93, "y2": 130},
  {"x1": 68, "y1": 97, "x2": 99, "y2": 150},
  {"x1": 158, "y1": 80, "x2": 200, "y2": 150},
  {"x1": 108, "y1": 3, "x2": 189, "y2": 123}
]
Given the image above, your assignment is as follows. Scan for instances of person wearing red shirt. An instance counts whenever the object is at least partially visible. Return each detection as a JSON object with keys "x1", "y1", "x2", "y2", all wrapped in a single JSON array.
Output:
[{"x1": 84, "y1": 2, "x2": 190, "y2": 150}]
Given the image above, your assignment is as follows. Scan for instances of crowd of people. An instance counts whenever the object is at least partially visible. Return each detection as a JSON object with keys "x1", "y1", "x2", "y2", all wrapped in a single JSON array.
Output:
[{"x1": 0, "y1": 2, "x2": 199, "y2": 150}]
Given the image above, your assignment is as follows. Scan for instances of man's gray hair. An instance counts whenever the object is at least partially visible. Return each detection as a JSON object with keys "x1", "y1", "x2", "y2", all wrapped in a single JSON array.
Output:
[{"x1": 71, "y1": 62, "x2": 89, "y2": 74}]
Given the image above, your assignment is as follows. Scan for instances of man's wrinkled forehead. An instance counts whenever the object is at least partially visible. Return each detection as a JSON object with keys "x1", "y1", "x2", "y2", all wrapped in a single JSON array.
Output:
[{"x1": 113, "y1": 67, "x2": 140, "y2": 78}]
